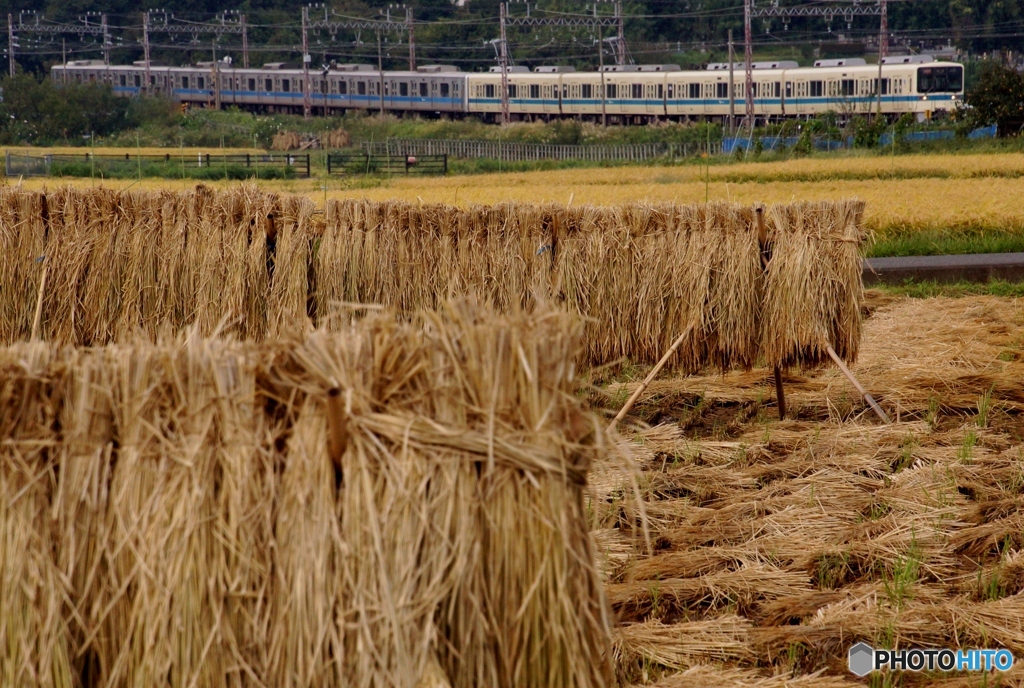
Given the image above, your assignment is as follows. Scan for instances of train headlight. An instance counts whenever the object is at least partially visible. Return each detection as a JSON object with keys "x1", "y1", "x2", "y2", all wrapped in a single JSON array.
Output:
[{"x1": 922, "y1": 95, "x2": 928, "y2": 101}]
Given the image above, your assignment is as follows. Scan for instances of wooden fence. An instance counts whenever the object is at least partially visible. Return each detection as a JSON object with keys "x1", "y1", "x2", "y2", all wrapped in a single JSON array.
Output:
[
  {"x1": 358, "y1": 138, "x2": 722, "y2": 162},
  {"x1": 327, "y1": 153, "x2": 448, "y2": 176}
]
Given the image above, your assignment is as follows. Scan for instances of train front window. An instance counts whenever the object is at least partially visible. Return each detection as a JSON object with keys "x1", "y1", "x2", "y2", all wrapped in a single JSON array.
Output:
[{"x1": 917, "y1": 66, "x2": 963, "y2": 93}]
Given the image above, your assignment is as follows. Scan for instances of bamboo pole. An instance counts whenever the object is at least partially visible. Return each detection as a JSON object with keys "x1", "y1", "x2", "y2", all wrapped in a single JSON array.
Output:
[
  {"x1": 608, "y1": 322, "x2": 696, "y2": 432},
  {"x1": 825, "y1": 344, "x2": 891, "y2": 424}
]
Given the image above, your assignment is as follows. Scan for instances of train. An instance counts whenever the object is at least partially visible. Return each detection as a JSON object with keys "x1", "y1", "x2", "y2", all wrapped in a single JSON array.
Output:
[{"x1": 51, "y1": 55, "x2": 963, "y2": 123}]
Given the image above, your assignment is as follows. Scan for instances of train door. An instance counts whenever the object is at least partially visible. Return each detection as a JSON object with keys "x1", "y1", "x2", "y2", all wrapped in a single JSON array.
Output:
[{"x1": 702, "y1": 82, "x2": 714, "y2": 115}]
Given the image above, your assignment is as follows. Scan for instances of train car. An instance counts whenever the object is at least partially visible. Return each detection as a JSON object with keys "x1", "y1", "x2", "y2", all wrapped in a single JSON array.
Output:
[
  {"x1": 467, "y1": 67, "x2": 562, "y2": 121},
  {"x1": 596, "y1": 65, "x2": 674, "y2": 122},
  {"x1": 51, "y1": 55, "x2": 963, "y2": 124},
  {"x1": 560, "y1": 70, "x2": 605, "y2": 120},
  {"x1": 381, "y1": 66, "x2": 466, "y2": 114}
]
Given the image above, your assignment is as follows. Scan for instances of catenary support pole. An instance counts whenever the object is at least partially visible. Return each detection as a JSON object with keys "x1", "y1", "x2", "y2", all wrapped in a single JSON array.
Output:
[
  {"x1": 728, "y1": 29, "x2": 735, "y2": 136},
  {"x1": 407, "y1": 7, "x2": 415, "y2": 71},
  {"x1": 499, "y1": 2, "x2": 509, "y2": 125},
  {"x1": 8, "y1": 14, "x2": 15, "y2": 77},
  {"x1": 302, "y1": 6, "x2": 312, "y2": 118},
  {"x1": 241, "y1": 14, "x2": 249, "y2": 68},
  {"x1": 143, "y1": 12, "x2": 151, "y2": 93},
  {"x1": 744, "y1": 0, "x2": 754, "y2": 132}
]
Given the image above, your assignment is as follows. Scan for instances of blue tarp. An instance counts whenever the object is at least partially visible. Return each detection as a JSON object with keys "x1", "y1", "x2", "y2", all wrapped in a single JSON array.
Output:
[{"x1": 722, "y1": 124, "x2": 997, "y2": 154}]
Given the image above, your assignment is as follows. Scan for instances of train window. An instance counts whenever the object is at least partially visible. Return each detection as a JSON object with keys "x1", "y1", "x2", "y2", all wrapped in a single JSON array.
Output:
[
  {"x1": 135, "y1": 75, "x2": 141, "y2": 87},
  {"x1": 773, "y1": 82, "x2": 780, "y2": 97},
  {"x1": 440, "y1": 82, "x2": 449, "y2": 97},
  {"x1": 197, "y1": 76, "x2": 205, "y2": 90},
  {"x1": 841, "y1": 79, "x2": 854, "y2": 96},
  {"x1": 630, "y1": 83, "x2": 641, "y2": 99},
  {"x1": 282, "y1": 79, "x2": 290, "y2": 92},
  {"x1": 118, "y1": 74, "x2": 126, "y2": 87},
  {"x1": 917, "y1": 66, "x2": 962, "y2": 93},
  {"x1": 399, "y1": 82, "x2": 408, "y2": 96},
  {"x1": 357, "y1": 81, "x2": 366, "y2": 95},
  {"x1": 506, "y1": 84, "x2": 516, "y2": 98},
  {"x1": 181, "y1": 76, "x2": 190, "y2": 89},
  {"x1": 582, "y1": 83, "x2": 593, "y2": 99},
  {"x1": 246, "y1": 78, "x2": 255, "y2": 91},
  {"x1": 716, "y1": 82, "x2": 727, "y2": 98},
  {"x1": 419, "y1": 82, "x2": 428, "y2": 97},
  {"x1": 687, "y1": 83, "x2": 699, "y2": 99},
  {"x1": 657, "y1": 84, "x2": 663, "y2": 98},
  {"x1": 607, "y1": 83, "x2": 617, "y2": 99},
  {"x1": 809, "y1": 80, "x2": 823, "y2": 97},
  {"x1": 785, "y1": 82, "x2": 792, "y2": 98},
  {"x1": 526, "y1": 84, "x2": 537, "y2": 99},
  {"x1": 482, "y1": 83, "x2": 493, "y2": 98},
  {"x1": 265, "y1": 78, "x2": 273, "y2": 92}
]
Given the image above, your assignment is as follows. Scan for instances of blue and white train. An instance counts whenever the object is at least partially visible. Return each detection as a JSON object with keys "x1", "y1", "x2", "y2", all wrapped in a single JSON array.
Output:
[{"x1": 51, "y1": 55, "x2": 963, "y2": 123}]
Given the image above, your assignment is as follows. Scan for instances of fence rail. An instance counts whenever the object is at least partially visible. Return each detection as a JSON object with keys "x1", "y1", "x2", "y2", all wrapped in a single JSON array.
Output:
[
  {"x1": 4, "y1": 151, "x2": 311, "y2": 179},
  {"x1": 357, "y1": 138, "x2": 722, "y2": 162},
  {"x1": 327, "y1": 153, "x2": 448, "y2": 176}
]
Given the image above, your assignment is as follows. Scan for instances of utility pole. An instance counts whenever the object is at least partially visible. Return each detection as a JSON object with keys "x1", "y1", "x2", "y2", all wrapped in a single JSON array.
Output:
[
  {"x1": 728, "y1": 29, "x2": 735, "y2": 136},
  {"x1": 599, "y1": 27, "x2": 607, "y2": 127},
  {"x1": 744, "y1": 0, "x2": 754, "y2": 131},
  {"x1": 302, "y1": 6, "x2": 312, "y2": 118},
  {"x1": 143, "y1": 12, "x2": 151, "y2": 94},
  {"x1": 101, "y1": 13, "x2": 110, "y2": 65},
  {"x1": 499, "y1": 2, "x2": 509, "y2": 125},
  {"x1": 241, "y1": 14, "x2": 248, "y2": 68},
  {"x1": 8, "y1": 14, "x2": 15, "y2": 77},
  {"x1": 377, "y1": 30, "x2": 384, "y2": 117},
  {"x1": 876, "y1": 0, "x2": 887, "y2": 118},
  {"x1": 212, "y1": 40, "x2": 220, "y2": 110},
  {"x1": 61, "y1": 37, "x2": 66, "y2": 79},
  {"x1": 615, "y1": 0, "x2": 625, "y2": 66},
  {"x1": 407, "y1": 6, "x2": 415, "y2": 71},
  {"x1": 879, "y1": 0, "x2": 888, "y2": 59}
]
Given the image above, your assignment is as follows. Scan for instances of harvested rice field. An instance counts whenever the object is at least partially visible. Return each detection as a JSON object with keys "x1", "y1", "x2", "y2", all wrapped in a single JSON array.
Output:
[
  {"x1": 600, "y1": 293, "x2": 1024, "y2": 687},
  {"x1": 3, "y1": 182, "x2": 1024, "y2": 687}
]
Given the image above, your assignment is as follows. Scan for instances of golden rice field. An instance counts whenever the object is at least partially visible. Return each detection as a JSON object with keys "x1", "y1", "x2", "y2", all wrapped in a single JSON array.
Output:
[{"x1": 11, "y1": 150, "x2": 1024, "y2": 234}]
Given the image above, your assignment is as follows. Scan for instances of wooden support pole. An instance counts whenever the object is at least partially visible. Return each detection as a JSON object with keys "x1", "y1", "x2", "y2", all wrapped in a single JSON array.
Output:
[
  {"x1": 774, "y1": 366, "x2": 786, "y2": 420},
  {"x1": 825, "y1": 344, "x2": 890, "y2": 424},
  {"x1": 608, "y1": 323, "x2": 696, "y2": 432},
  {"x1": 755, "y1": 204, "x2": 785, "y2": 419}
]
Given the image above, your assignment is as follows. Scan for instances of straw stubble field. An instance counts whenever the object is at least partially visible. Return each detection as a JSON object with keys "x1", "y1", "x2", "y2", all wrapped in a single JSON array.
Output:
[
  {"x1": 3, "y1": 182, "x2": 1024, "y2": 687},
  {"x1": 600, "y1": 294, "x2": 1024, "y2": 687}
]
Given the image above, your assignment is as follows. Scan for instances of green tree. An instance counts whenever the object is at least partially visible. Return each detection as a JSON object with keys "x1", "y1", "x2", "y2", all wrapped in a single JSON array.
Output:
[
  {"x1": 964, "y1": 62, "x2": 1024, "y2": 137},
  {"x1": 0, "y1": 73, "x2": 141, "y2": 144}
]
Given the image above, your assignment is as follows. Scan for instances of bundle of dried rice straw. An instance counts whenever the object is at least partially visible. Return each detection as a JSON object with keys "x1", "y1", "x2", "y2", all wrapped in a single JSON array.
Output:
[
  {"x1": 0, "y1": 186, "x2": 868, "y2": 373},
  {"x1": 0, "y1": 301, "x2": 619, "y2": 688}
]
